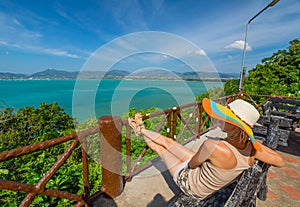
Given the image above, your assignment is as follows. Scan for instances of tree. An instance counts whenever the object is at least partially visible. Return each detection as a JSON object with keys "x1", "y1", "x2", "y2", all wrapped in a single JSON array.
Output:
[
  {"x1": 224, "y1": 79, "x2": 239, "y2": 96},
  {"x1": 0, "y1": 102, "x2": 75, "y2": 151},
  {"x1": 224, "y1": 39, "x2": 300, "y2": 97},
  {"x1": 0, "y1": 103, "x2": 103, "y2": 207},
  {"x1": 244, "y1": 39, "x2": 300, "y2": 96}
]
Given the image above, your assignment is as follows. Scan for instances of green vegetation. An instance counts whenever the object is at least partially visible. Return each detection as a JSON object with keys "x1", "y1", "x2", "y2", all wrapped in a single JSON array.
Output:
[
  {"x1": 1, "y1": 39, "x2": 299, "y2": 206},
  {"x1": 0, "y1": 104, "x2": 159, "y2": 206},
  {"x1": 0, "y1": 103, "x2": 102, "y2": 206},
  {"x1": 225, "y1": 39, "x2": 300, "y2": 97},
  {"x1": 0, "y1": 102, "x2": 75, "y2": 151},
  {"x1": 124, "y1": 108, "x2": 160, "y2": 166}
]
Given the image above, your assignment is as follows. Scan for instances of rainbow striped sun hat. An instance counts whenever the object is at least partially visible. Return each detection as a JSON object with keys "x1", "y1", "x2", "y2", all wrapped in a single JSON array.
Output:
[{"x1": 202, "y1": 98, "x2": 262, "y2": 152}]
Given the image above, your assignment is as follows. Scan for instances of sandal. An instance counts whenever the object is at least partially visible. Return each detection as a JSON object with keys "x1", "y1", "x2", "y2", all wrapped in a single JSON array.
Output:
[{"x1": 128, "y1": 113, "x2": 145, "y2": 136}]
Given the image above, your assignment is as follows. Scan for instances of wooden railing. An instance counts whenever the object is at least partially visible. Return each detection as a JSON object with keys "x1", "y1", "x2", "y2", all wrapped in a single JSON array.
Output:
[
  {"x1": 115, "y1": 93, "x2": 300, "y2": 196},
  {"x1": 0, "y1": 93, "x2": 299, "y2": 206},
  {"x1": 123, "y1": 101, "x2": 213, "y2": 180},
  {"x1": 0, "y1": 127, "x2": 100, "y2": 207}
]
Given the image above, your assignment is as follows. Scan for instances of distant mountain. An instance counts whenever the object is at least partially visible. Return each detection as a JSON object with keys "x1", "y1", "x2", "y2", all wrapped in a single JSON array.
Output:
[
  {"x1": 0, "y1": 69, "x2": 239, "y2": 80},
  {"x1": 125, "y1": 69, "x2": 239, "y2": 80},
  {"x1": 0, "y1": 69, "x2": 78, "y2": 80},
  {"x1": 177, "y1": 71, "x2": 239, "y2": 79},
  {"x1": 29, "y1": 69, "x2": 78, "y2": 79},
  {"x1": 76, "y1": 70, "x2": 130, "y2": 79},
  {"x1": 104, "y1": 70, "x2": 129, "y2": 78},
  {"x1": 77, "y1": 71, "x2": 105, "y2": 79},
  {"x1": 127, "y1": 69, "x2": 179, "y2": 79},
  {"x1": 0, "y1": 72, "x2": 28, "y2": 79}
]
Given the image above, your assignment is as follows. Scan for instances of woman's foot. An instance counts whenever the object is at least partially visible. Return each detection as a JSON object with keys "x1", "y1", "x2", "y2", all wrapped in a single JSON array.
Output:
[{"x1": 128, "y1": 112, "x2": 145, "y2": 136}]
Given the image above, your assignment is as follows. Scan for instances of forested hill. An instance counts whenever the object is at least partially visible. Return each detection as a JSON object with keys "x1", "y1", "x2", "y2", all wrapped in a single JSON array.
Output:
[{"x1": 0, "y1": 68, "x2": 239, "y2": 80}]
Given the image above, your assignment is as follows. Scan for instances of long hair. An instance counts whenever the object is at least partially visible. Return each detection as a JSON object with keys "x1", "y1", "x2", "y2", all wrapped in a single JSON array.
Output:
[
  {"x1": 239, "y1": 130, "x2": 249, "y2": 143},
  {"x1": 226, "y1": 125, "x2": 249, "y2": 143}
]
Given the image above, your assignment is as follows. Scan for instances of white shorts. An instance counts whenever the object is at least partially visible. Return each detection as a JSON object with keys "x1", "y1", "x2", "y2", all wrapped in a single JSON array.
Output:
[{"x1": 173, "y1": 158, "x2": 191, "y2": 182}]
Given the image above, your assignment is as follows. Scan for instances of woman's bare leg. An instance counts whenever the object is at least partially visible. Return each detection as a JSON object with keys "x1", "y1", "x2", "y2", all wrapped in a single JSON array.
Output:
[
  {"x1": 144, "y1": 136, "x2": 189, "y2": 176},
  {"x1": 142, "y1": 129, "x2": 195, "y2": 162},
  {"x1": 128, "y1": 114, "x2": 194, "y2": 163}
]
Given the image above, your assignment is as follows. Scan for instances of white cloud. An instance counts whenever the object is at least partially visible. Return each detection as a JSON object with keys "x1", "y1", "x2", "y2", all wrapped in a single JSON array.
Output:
[
  {"x1": 225, "y1": 40, "x2": 252, "y2": 51},
  {"x1": 0, "y1": 10, "x2": 83, "y2": 59},
  {"x1": 0, "y1": 12, "x2": 42, "y2": 40},
  {"x1": 195, "y1": 49, "x2": 207, "y2": 56},
  {"x1": 0, "y1": 41, "x2": 21, "y2": 48},
  {"x1": 41, "y1": 48, "x2": 81, "y2": 58},
  {"x1": 0, "y1": 41, "x2": 8, "y2": 46},
  {"x1": 0, "y1": 40, "x2": 81, "y2": 59}
]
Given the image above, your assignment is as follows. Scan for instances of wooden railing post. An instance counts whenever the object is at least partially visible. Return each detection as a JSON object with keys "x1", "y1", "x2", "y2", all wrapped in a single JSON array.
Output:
[
  {"x1": 98, "y1": 116, "x2": 123, "y2": 198},
  {"x1": 172, "y1": 107, "x2": 178, "y2": 139}
]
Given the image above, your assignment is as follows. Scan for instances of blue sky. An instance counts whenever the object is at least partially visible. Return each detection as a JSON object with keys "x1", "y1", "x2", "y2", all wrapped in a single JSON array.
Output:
[{"x1": 0, "y1": 0, "x2": 299, "y2": 74}]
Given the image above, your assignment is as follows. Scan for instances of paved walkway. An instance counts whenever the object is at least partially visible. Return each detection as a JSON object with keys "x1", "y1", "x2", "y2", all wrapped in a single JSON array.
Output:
[
  {"x1": 111, "y1": 129, "x2": 300, "y2": 207},
  {"x1": 257, "y1": 131, "x2": 300, "y2": 207}
]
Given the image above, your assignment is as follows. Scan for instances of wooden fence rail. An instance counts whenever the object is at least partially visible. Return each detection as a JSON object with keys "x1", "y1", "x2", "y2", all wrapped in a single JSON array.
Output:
[
  {"x1": 0, "y1": 93, "x2": 299, "y2": 206},
  {"x1": 0, "y1": 126, "x2": 99, "y2": 206}
]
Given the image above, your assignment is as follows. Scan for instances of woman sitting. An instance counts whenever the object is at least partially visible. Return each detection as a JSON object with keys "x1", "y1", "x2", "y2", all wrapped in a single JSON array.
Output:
[{"x1": 128, "y1": 98, "x2": 284, "y2": 200}]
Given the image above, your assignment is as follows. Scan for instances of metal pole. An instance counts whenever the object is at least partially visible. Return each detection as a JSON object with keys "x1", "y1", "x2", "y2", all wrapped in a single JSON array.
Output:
[{"x1": 238, "y1": 0, "x2": 280, "y2": 92}]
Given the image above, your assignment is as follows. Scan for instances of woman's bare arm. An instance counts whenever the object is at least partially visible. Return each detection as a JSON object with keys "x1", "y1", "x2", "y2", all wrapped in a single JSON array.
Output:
[
  {"x1": 188, "y1": 139, "x2": 238, "y2": 170},
  {"x1": 254, "y1": 143, "x2": 285, "y2": 167},
  {"x1": 188, "y1": 139, "x2": 223, "y2": 169}
]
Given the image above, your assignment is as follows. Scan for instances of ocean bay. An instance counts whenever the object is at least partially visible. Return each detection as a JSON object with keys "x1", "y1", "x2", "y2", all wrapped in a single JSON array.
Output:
[{"x1": 0, "y1": 79, "x2": 223, "y2": 122}]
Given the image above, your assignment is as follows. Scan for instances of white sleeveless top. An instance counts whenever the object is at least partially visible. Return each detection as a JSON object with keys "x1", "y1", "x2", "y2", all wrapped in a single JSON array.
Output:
[{"x1": 188, "y1": 140, "x2": 252, "y2": 199}]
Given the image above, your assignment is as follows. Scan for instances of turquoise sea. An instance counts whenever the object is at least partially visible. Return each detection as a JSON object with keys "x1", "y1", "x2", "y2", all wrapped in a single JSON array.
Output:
[{"x1": 0, "y1": 80, "x2": 223, "y2": 122}]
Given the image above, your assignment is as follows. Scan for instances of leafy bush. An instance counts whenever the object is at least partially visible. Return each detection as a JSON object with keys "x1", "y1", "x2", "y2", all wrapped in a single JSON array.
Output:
[
  {"x1": 1, "y1": 39, "x2": 298, "y2": 206},
  {"x1": 0, "y1": 103, "x2": 102, "y2": 207},
  {"x1": 224, "y1": 39, "x2": 300, "y2": 97},
  {"x1": 224, "y1": 79, "x2": 239, "y2": 96},
  {"x1": 195, "y1": 87, "x2": 225, "y2": 101},
  {"x1": 0, "y1": 102, "x2": 75, "y2": 151}
]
